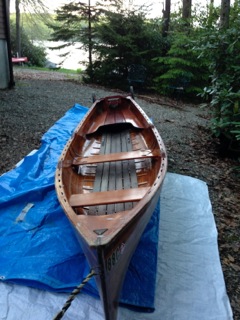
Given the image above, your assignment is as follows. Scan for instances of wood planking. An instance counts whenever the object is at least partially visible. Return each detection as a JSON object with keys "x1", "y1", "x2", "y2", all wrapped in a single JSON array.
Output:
[
  {"x1": 107, "y1": 132, "x2": 118, "y2": 214},
  {"x1": 88, "y1": 129, "x2": 138, "y2": 215},
  {"x1": 73, "y1": 149, "x2": 160, "y2": 165},
  {"x1": 115, "y1": 133, "x2": 125, "y2": 213},
  {"x1": 70, "y1": 187, "x2": 149, "y2": 207},
  {"x1": 89, "y1": 133, "x2": 111, "y2": 214},
  {"x1": 121, "y1": 130, "x2": 138, "y2": 210}
]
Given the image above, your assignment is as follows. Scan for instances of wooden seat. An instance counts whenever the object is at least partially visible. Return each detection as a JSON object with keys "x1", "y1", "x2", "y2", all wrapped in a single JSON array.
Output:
[
  {"x1": 69, "y1": 187, "x2": 150, "y2": 207},
  {"x1": 73, "y1": 149, "x2": 160, "y2": 165},
  {"x1": 82, "y1": 129, "x2": 150, "y2": 215}
]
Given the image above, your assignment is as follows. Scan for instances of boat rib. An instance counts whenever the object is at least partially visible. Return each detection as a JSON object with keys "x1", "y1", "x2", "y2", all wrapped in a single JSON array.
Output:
[{"x1": 55, "y1": 95, "x2": 167, "y2": 320}]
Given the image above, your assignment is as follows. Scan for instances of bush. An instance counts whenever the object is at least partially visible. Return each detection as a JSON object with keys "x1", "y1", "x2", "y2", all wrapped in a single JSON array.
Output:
[
  {"x1": 198, "y1": 19, "x2": 240, "y2": 155},
  {"x1": 85, "y1": 11, "x2": 168, "y2": 90},
  {"x1": 10, "y1": 21, "x2": 46, "y2": 67},
  {"x1": 153, "y1": 29, "x2": 209, "y2": 97}
]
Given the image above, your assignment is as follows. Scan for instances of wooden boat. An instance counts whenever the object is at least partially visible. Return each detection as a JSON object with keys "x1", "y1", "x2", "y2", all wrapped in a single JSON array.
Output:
[{"x1": 55, "y1": 95, "x2": 167, "y2": 320}]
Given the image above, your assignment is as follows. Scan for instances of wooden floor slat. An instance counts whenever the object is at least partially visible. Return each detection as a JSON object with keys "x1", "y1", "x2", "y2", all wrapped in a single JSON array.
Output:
[
  {"x1": 108, "y1": 132, "x2": 118, "y2": 214},
  {"x1": 87, "y1": 128, "x2": 140, "y2": 215}
]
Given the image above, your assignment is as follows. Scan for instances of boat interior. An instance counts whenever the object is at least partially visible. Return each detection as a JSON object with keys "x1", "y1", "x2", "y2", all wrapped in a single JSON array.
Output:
[{"x1": 59, "y1": 97, "x2": 164, "y2": 216}]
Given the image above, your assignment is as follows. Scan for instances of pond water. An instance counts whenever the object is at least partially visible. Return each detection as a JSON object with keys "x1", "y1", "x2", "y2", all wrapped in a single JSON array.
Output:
[{"x1": 35, "y1": 41, "x2": 88, "y2": 70}]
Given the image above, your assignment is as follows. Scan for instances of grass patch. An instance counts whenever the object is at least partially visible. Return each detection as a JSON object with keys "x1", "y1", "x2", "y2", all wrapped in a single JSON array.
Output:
[
  {"x1": 14, "y1": 65, "x2": 84, "y2": 75},
  {"x1": 25, "y1": 66, "x2": 83, "y2": 74}
]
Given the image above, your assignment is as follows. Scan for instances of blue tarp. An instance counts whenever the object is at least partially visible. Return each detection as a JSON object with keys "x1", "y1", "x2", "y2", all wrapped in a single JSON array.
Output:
[{"x1": 0, "y1": 104, "x2": 160, "y2": 312}]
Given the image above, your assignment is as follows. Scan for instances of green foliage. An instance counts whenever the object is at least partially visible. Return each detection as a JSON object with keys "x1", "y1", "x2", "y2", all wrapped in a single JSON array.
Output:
[
  {"x1": 48, "y1": 1, "x2": 104, "y2": 66},
  {"x1": 197, "y1": 11, "x2": 240, "y2": 154},
  {"x1": 153, "y1": 30, "x2": 209, "y2": 96},
  {"x1": 87, "y1": 11, "x2": 167, "y2": 88},
  {"x1": 10, "y1": 21, "x2": 46, "y2": 67},
  {"x1": 49, "y1": 1, "x2": 167, "y2": 88},
  {"x1": 10, "y1": 13, "x2": 53, "y2": 41}
]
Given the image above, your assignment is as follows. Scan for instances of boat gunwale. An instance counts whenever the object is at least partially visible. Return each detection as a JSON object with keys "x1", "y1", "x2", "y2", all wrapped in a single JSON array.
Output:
[{"x1": 55, "y1": 95, "x2": 167, "y2": 247}]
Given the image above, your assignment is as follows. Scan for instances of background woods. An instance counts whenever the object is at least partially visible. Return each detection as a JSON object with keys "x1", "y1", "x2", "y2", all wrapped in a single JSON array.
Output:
[{"x1": 3, "y1": 0, "x2": 240, "y2": 319}]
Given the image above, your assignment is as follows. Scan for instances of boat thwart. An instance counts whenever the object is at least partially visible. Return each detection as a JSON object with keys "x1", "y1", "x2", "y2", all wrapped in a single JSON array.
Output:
[{"x1": 55, "y1": 95, "x2": 167, "y2": 320}]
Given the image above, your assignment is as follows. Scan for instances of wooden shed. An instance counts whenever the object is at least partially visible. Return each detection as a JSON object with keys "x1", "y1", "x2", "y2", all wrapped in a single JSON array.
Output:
[{"x1": 0, "y1": 0, "x2": 14, "y2": 89}]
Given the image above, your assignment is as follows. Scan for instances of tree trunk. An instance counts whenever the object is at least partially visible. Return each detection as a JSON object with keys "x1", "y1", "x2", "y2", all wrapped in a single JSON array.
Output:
[
  {"x1": 207, "y1": 0, "x2": 215, "y2": 27},
  {"x1": 15, "y1": 0, "x2": 21, "y2": 57},
  {"x1": 220, "y1": 0, "x2": 230, "y2": 29},
  {"x1": 88, "y1": 0, "x2": 93, "y2": 80},
  {"x1": 182, "y1": 0, "x2": 192, "y2": 20},
  {"x1": 162, "y1": 0, "x2": 171, "y2": 37}
]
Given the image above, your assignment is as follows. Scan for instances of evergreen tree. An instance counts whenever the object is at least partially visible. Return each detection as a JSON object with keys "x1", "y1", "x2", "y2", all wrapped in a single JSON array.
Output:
[
  {"x1": 49, "y1": 1, "x2": 165, "y2": 88},
  {"x1": 49, "y1": 0, "x2": 117, "y2": 78},
  {"x1": 91, "y1": 10, "x2": 145, "y2": 85},
  {"x1": 89, "y1": 9, "x2": 166, "y2": 88}
]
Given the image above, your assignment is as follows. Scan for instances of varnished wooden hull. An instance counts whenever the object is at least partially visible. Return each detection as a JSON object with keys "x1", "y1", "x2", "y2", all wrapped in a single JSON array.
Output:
[{"x1": 55, "y1": 95, "x2": 167, "y2": 320}]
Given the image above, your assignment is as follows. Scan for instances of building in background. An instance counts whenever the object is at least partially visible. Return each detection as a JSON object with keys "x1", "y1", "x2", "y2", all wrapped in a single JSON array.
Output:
[{"x1": 0, "y1": 0, "x2": 14, "y2": 89}]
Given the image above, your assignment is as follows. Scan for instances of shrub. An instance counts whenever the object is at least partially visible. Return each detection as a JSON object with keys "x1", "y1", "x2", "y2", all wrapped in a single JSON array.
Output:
[
  {"x1": 86, "y1": 11, "x2": 167, "y2": 90},
  {"x1": 10, "y1": 21, "x2": 46, "y2": 67},
  {"x1": 153, "y1": 30, "x2": 209, "y2": 97},
  {"x1": 198, "y1": 19, "x2": 240, "y2": 155}
]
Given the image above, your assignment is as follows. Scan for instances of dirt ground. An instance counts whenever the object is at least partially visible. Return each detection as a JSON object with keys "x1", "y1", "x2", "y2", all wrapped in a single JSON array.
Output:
[{"x1": 0, "y1": 67, "x2": 239, "y2": 319}]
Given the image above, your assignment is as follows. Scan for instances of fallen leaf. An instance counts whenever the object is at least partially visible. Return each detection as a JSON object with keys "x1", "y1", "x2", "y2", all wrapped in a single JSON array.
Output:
[
  {"x1": 229, "y1": 262, "x2": 240, "y2": 272},
  {"x1": 227, "y1": 254, "x2": 235, "y2": 263}
]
